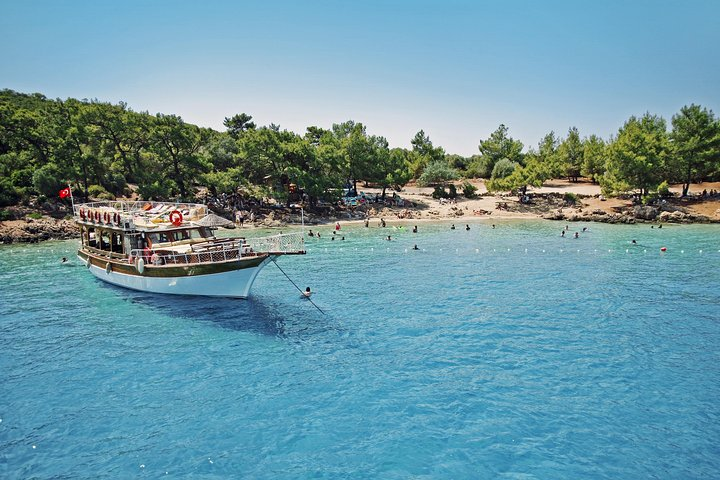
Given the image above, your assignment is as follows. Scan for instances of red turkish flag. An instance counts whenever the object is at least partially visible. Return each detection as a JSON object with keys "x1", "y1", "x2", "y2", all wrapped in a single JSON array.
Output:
[{"x1": 59, "y1": 187, "x2": 71, "y2": 198}]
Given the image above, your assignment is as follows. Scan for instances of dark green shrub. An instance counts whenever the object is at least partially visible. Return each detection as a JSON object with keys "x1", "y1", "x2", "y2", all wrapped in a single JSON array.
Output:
[
  {"x1": 462, "y1": 181, "x2": 477, "y2": 198},
  {"x1": 564, "y1": 192, "x2": 579, "y2": 205}
]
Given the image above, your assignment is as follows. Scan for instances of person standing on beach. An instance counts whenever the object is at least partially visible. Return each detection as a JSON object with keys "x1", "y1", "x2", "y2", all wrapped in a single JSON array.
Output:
[{"x1": 364, "y1": 218, "x2": 369, "y2": 228}]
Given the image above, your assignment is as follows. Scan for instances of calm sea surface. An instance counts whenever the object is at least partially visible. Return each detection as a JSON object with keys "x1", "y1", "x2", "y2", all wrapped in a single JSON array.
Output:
[{"x1": 1, "y1": 220, "x2": 719, "y2": 479}]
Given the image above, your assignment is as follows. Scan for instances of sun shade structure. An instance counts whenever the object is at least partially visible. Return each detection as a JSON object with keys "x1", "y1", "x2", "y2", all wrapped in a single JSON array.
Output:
[{"x1": 192, "y1": 213, "x2": 235, "y2": 228}]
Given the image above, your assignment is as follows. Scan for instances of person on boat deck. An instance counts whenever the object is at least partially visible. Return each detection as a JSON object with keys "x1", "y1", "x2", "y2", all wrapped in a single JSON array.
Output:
[
  {"x1": 303, "y1": 287, "x2": 312, "y2": 298},
  {"x1": 150, "y1": 252, "x2": 164, "y2": 265}
]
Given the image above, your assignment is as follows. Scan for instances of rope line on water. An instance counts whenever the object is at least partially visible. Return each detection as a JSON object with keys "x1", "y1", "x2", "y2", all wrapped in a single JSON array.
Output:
[{"x1": 271, "y1": 258, "x2": 325, "y2": 315}]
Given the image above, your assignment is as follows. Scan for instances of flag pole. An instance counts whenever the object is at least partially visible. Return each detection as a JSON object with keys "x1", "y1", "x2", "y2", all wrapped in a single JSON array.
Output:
[{"x1": 68, "y1": 183, "x2": 75, "y2": 214}]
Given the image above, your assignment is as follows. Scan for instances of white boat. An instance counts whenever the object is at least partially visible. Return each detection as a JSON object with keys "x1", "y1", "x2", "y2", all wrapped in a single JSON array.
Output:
[{"x1": 73, "y1": 201, "x2": 305, "y2": 298}]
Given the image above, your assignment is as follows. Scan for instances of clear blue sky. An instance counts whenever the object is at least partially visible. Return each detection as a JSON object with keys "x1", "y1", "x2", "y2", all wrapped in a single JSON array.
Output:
[{"x1": 2, "y1": 0, "x2": 718, "y2": 155}]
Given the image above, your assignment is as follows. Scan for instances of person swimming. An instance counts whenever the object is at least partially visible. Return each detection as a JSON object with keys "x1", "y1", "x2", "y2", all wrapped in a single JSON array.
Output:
[
  {"x1": 451, "y1": 224, "x2": 455, "y2": 230},
  {"x1": 412, "y1": 244, "x2": 419, "y2": 250},
  {"x1": 465, "y1": 224, "x2": 470, "y2": 231},
  {"x1": 386, "y1": 235, "x2": 392, "y2": 241},
  {"x1": 303, "y1": 287, "x2": 312, "y2": 298},
  {"x1": 412, "y1": 226, "x2": 417, "y2": 233}
]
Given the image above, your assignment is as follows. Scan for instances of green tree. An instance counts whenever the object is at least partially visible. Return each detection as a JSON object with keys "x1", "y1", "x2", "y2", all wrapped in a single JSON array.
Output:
[
  {"x1": 669, "y1": 104, "x2": 720, "y2": 196},
  {"x1": 558, "y1": 127, "x2": 583, "y2": 182},
  {"x1": 409, "y1": 130, "x2": 445, "y2": 178},
  {"x1": 491, "y1": 158, "x2": 519, "y2": 179},
  {"x1": 223, "y1": 113, "x2": 256, "y2": 138},
  {"x1": 602, "y1": 113, "x2": 670, "y2": 196},
  {"x1": 477, "y1": 124, "x2": 524, "y2": 173},
  {"x1": 581, "y1": 134, "x2": 606, "y2": 183},
  {"x1": 151, "y1": 114, "x2": 210, "y2": 199},
  {"x1": 417, "y1": 160, "x2": 459, "y2": 186}
]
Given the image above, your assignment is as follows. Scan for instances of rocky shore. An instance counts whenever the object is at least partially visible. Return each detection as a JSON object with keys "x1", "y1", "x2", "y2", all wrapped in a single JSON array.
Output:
[{"x1": 0, "y1": 217, "x2": 79, "y2": 244}]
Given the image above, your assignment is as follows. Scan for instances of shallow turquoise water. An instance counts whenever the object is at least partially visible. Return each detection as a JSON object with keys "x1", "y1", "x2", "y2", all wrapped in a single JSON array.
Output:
[{"x1": 1, "y1": 220, "x2": 719, "y2": 478}]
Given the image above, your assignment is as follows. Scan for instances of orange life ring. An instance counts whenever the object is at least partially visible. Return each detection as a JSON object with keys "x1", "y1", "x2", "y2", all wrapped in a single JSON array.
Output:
[
  {"x1": 103, "y1": 212, "x2": 109, "y2": 223},
  {"x1": 79, "y1": 208, "x2": 85, "y2": 219},
  {"x1": 94, "y1": 211, "x2": 100, "y2": 222},
  {"x1": 113, "y1": 212, "x2": 118, "y2": 224},
  {"x1": 169, "y1": 210, "x2": 183, "y2": 226}
]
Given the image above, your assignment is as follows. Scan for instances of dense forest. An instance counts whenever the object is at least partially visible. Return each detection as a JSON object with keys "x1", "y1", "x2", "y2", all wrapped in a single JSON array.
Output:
[{"x1": 1, "y1": 88, "x2": 719, "y2": 209}]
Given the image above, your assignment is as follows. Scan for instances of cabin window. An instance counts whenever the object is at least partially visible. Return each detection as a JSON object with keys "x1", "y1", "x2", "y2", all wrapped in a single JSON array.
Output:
[
  {"x1": 88, "y1": 228, "x2": 97, "y2": 248},
  {"x1": 111, "y1": 233, "x2": 124, "y2": 254},
  {"x1": 100, "y1": 230, "x2": 111, "y2": 251}
]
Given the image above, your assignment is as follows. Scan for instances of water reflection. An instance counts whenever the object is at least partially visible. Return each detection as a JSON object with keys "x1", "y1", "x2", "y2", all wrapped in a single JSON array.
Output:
[{"x1": 94, "y1": 280, "x2": 342, "y2": 339}]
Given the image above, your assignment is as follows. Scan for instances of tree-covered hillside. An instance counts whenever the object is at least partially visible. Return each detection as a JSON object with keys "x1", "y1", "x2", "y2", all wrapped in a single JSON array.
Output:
[{"x1": 1, "y1": 89, "x2": 718, "y2": 208}]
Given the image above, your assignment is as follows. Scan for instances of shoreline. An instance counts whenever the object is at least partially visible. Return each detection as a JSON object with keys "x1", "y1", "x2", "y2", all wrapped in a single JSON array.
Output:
[{"x1": 2, "y1": 180, "x2": 720, "y2": 244}]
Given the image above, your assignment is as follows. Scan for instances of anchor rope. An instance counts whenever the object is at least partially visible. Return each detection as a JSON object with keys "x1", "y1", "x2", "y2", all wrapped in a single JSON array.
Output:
[{"x1": 271, "y1": 258, "x2": 325, "y2": 315}]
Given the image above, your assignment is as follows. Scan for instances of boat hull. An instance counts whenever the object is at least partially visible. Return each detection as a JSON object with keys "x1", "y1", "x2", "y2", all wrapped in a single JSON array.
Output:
[{"x1": 79, "y1": 252, "x2": 275, "y2": 298}]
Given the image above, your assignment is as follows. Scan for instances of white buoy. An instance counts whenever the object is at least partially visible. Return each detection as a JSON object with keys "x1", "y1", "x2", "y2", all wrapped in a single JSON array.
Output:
[
  {"x1": 681, "y1": 250, "x2": 684, "y2": 253},
  {"x1": 371, "y1": 247, "x2": 374, "y2": 251},
  {"x1": 404, "y1": 249, "x2": 407, "y2": 253},
  {"x1": 524, "y1": 248, "x2": 527, "y2": 253},
  {"x1": 560, "y1": 249, "x2": 563, "y2": 253},
  {"x1": 699, "y1": 250, "x2": 702, "y2": 253},
  {"x1": 476, "y1": 249, "x2": 479, "y2": 253},
  {"x1": 626, "y1": 249, "x2": 629, "y2": 253},
  {"x1": 542, "y1": 249, "x2": 545, "y2": 253}
]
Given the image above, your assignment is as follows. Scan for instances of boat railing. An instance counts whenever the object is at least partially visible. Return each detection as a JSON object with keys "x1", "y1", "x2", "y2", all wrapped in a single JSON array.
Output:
[
  {"x1": 73, "y1": 201, "x2": 208, "y2": 226},
  {"x1": 250, "y1": 232, "x2": 305, "y2": 255},
  {"x1": 74, "y1": 200, "x2": 205, "y2": 215},
  {"x1": 129, "y1": 243, "x2": 249, "y2": 267},
  {"x1": 124, "y1": 232, "x2": 304, "y2": 267}
]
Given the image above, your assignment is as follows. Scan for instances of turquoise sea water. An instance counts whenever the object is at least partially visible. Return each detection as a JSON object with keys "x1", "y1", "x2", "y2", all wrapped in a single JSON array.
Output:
[{"x1": 1, "y1": 220, "x2": 719, "y2": 479}]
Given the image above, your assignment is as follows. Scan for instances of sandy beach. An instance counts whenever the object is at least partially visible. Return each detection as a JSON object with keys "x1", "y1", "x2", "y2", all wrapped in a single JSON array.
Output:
[{"x1": 323, "y1": 179, "x2": 720, "y2": 227}]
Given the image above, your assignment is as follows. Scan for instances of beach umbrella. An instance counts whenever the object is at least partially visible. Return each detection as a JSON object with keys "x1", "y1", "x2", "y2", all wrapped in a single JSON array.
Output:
[{"x1": 193, "y1": 213, "x2": 234, "y2": 228}]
